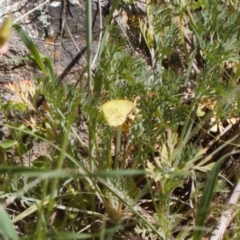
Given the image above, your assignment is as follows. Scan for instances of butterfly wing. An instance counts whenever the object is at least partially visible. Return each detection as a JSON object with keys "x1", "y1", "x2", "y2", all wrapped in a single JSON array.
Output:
[
  {"x1": 0, "y1": 14, "x2": 12, "y2": 48},
  {"x1": 102, "y1": 100, "x2": 134, "y2": 127}
]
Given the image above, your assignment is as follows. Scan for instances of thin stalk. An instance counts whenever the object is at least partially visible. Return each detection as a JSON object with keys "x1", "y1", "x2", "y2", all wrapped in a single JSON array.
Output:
[
  {"x1": 107, "y1": 137, "x2": 112, "y2": 169},
  {"x1": 179, "y1": 13, "x2": 189, "y2": 63},
  {"x1": 114, "y1": 126, "x2": 122, "y2": 169},
  {"x1": 86, "y1": 0, "x2": 97, "y2": 216},
  {"x1": 173, "y1": 101, "x2": 198, "y2": 161},
  {"x1": 46, "y1": 118, "x2": 71, "y2": 215},
  {"x1": 88, "y1": 123, "x2": 96, "y2": 172},
  {"x1": 186, "y1": 6, "x2": 197, "y2": 30},
  {"x1": 86, "y1": 0, "x2": 92, "y2": 91},
  {"x1": 96, "y1": 0, "x2": 121, "y2": 63},
  {"x1": 86, "y1": 1, "x2": 95, "y2": 174},
  {"x1": 121, "y1": 143, "x2": 132, "y2": 169},
  {"x1": 35, "y1": 178, "x2": 48, "y2": 239}
]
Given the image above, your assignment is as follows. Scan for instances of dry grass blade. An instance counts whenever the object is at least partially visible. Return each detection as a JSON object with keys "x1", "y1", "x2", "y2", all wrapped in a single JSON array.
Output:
[{"x1": 210, "y1": 179, "x2": 240, "y2": 240}]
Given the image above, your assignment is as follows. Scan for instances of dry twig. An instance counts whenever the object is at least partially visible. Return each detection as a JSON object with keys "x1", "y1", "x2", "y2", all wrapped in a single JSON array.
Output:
[{"x1": 210, "y1": 179, "x2": 240, "y2": 240}]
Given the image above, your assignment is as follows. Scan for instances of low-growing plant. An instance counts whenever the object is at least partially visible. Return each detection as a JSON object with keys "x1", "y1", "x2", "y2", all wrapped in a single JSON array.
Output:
[{"x1": 1, "y1": 0, "x2": 240, "y2": 239}]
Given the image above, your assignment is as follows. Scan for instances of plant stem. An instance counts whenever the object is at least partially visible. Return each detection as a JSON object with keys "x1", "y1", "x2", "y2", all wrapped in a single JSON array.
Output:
[
  {"x1": 115, "y1": 126, "x2": 122, "y2": 169},
  {"x1": 86, "y1": 0, "x2": 92, "y2": 92}
]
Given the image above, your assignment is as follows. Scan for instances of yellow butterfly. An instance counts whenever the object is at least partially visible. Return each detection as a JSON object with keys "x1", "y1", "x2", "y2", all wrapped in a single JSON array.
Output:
[
  {"x1": 0, "y1": 13, "x2": 12, "y2": 48},
  {"x1": 101, "y1": 100, "x2": 134, "y2": 127}
]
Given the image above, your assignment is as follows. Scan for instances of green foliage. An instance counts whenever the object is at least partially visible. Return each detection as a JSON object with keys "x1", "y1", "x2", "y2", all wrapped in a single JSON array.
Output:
[
  {"x1": 194, "y1": 159, "x2": 222, "y2": 240},
  {"x1": 0, "y1": 206, "x2": 18, "y2": 240},
  {"x1": 1, "y1": 1, "x2": 240, "y2": 239}
]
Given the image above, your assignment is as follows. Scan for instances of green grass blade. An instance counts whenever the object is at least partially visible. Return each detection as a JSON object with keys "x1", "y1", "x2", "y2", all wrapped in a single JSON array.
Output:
[
  {"x1": 193, "y1": 160, "x2": 222, "y2": 240},
  {"x1": 0, "y1": 166, "x2": 145, "y2": 178},
  {"x1": 44, "y1": 56, "x2": 56, "y2": 82},
  {"x1": 93, "y1": 0, "x2": 121, "y2": 95},
  {"x1": 12, "y1": 23, "x2": 47, "y2": 75},
  {"x1": 86, "y1": 0, "x2": 92, "y2": 92},
  {"x1": 96, "y1": 0, "x2": 121, "y2": 60},
  {"x1": 0, "y1": 205, "x2": 18, "y2": 240}
]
